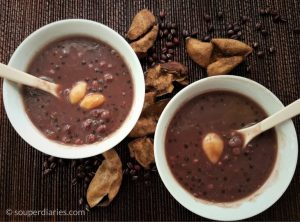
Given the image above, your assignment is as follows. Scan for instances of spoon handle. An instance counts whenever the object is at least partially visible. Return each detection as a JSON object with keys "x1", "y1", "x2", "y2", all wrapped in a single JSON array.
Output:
[
  {"x1": 259, "y1": 98, "x2": 300, "y2": 132},
  {"x1": 0, "y1": 63, "x2": 60, "y2": 97}
]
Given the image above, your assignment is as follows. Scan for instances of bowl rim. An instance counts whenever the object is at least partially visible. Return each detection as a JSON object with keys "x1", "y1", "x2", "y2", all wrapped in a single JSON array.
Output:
[
  {"x1": 3, "y1": 19, "x2": 145, "y2": 159},
  {"x1": 154, "y1": 75, "x2": 298, "y2": 221}
]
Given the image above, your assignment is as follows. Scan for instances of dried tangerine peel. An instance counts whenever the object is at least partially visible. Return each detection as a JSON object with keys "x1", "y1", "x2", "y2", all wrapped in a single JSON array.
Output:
[
  {"x1": 129, "y1": 117, "x2": 157, "y2": 138},
  {"x1": 127, "y1": 9, "x2": 156, "y2": 41},
  {"x1": 143, "y1": 92, "x2": 157, "y2": 111},
  {"x1": 207, "y1": 56, "x2": 244, "y2": 76},
  {"x1": 186, "y1": 38, "x2": 252, "y2": 76},
  {"x1": 130, "y1": 25, "x2": 158, "y2": 58},
  {"x1": 87, "y1": 149, "x2": 122, "y2": 208},
  {"x1": 160, "y1": 61, "x2": 189, "y2": 84},
  {"x1": 129, "y1": 99, "x2": 169, "y2": 138},
  {"x1": 128, "y1": 137, "x2": 154, "y2": 169},
  {"x1": 145, "y1": 62, "x2": 188, "y2": 96},
  {"x1": 211, "y1": 38, "x2": 253, "y2": 57},
  {"x1": 142, "y1": 98, "x2": 170, "y2": 120},
  {"x1": 186, "y1": 38, "x2": 213, "y2": 68}
]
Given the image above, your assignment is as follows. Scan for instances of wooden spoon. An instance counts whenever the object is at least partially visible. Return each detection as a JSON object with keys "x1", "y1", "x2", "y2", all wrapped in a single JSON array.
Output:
[
  {"x1": 0, "y1": 63, "x2": 60, "y2": 97},
  {"x1": 236, "y1": 98, "x2": 300, "y2": 148}
]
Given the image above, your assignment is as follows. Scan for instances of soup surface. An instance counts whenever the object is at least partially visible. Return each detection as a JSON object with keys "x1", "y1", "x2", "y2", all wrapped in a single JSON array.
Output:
[
  {"x1": 22, "y1": 36, "x2": 133, "y2": 145},
  {"x1": 165, "y1": 91, "x2": 277, "y2": 202}
]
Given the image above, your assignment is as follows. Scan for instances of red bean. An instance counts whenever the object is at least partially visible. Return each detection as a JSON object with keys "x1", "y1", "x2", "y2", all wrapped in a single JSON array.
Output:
[
  {"x1": 86, "y1": 134, "x2": 96, "y2": 143},
  {"x1": 96, "y1": 124, "x2": 107, "y2": 133}
]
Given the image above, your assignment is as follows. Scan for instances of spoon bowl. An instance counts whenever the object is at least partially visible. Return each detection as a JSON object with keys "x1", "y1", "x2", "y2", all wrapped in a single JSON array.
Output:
[
  {"x1": 236, "y1": 98, "x2": 300, "y2": 148},
  {"x1": 0, "y1": 63, "x2": 61, "y2": 97}
]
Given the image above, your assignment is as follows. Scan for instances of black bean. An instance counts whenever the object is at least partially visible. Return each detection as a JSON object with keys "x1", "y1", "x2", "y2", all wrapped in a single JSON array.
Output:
[
  {"x1": 163, "y1": 29, "x2": 169, "y2": 36},
  {"x1": 204, "y1": 14, "x2": 211, "y2": 22},
  {"x1": 273, "y1": 15, "x2": 281, "y2": 23},
  {"x1": 71, "y1": 160, "x2": 77, "y2": 168},
  {"x1": 190, "y1": 31, "x2": 198, "y2": 37},
  {"x1": 168, "y1": 49, "x2": 174, "y2": 54},
  {"x1": 134, "y1": 164, "x2": 141, "y2": 171},
  {"x1": 280, "y1": 17, "x2": 288, "y2": 22},
  {"x1": 43, "y1": 169, "x2": 52, "y2": 176},
  {"x1": 259, "y1": 8, "x2": 266, "y2": 15},
  {"x1": 270, "y1": 9, "x2": 279, "y2": 16},
  {"x1": 255, "y1": 22, "x2": 262, "y2": 31},
  {"x1": 227, "y1": 29, "x2": 235, "y2": 36},
  {"x1": 265, "y1": 7, "x2": 271, "y2": 15},
  {"x1": 167, "y1": 22, "x2": 172, "y2": 29},
  {"x1": 159, "y1": 10, "x2": 166, "y2": 19},
  {"x1": 170, "y1": 28, "x2": 177, "y2": 36},
  {"x1": 85, "y1": 165, "x2": 92, "y2": 171},
  {"x1": 171, "y1": 23, "x2": 177, "y2": 29},
  {"x1": 261, "y1": 29, "x2": 268, "y2": 36},
  {"x1": 293, "y1": 27, "x2": 300, "y2": 33},
  {"x1": 48, "y1": 156, "x2": 56, "y2": 163},
  {"x1": 50, "y1": 162, "x2": 57, "y2": 169},
  {"x1": 172, "y1": 37, "x2": 180, "y2": 45},
  {"x1": 166, "y1": 41, "x2": 174, "y2": 48},
  {"x1": 241, "y1": 15, "x2": 248, "y2": 23},
  {"x1": 246, "y1": 65, "x2": 251, "y2": 72},
  {"x1": 207, "y1": 24, "x2": 214, "y2": 32},
  {"x1": 84, "y1": 176, "x2": 91, "y2": 183},
  {"x1": 159, "y1": 60, "x2": 166, "y2": 63},
  {"x1": 77, "y1": 165, "x2": 84, "y2": 172},
  {"x1": 151, "y1": 165, "x2": 157, "y2": 172},
  {"x1": 144, "y1": 172, "x2": 150, "y2": 178},
  {"x1": 166, "y1": 53, "x2": 173, "y2": 59},
  {"x1": 93, "y1": 159, "x2": 100, "y2": 166},
  {"x1": 123, "y1": 168, "x2": 129, "y2": 175},
  {"x1": 79, "y1": 197, "x2": 84, "y2": 206},
  {"x1": 167, "y1": 33, "x2": 173, "y2": 40},
  {"x1": 152, "y1": 53, "x2": 158, "y2": 60},
  {"x1": 159, "y1": 30, "x2": 164, "y2": 38},
  {"x1": 182, "y1": 30, "x2": 190, "y2": 38},
  {"x1": 217, "y1": 11, "x2": 223, "y2": 19},
  {"x1": 233, "y1": 25, "x2": 240, "y2": 32},
  {"x1": 85, "y1": 204, "x2": 90, "y2": 212},
  {"x1": 147, "y1": 56, "x2": 154, "y2": 63},
  {"x1": 202, "y1": 35, "x2": 211, "y2": 42},
  {"x1": 161, "y1": 47, "x2": 167, "y2": 53},
  {"x1": 132, "y1": 175, "x2": 138, "y2": 181},
  {"x1": 225, "y1": 24, "x2": 232, "y2": 31},
  {"x1": 161, "y1": 54, "x2": 167, "y2": 60},
  {"x1": 127, "y1": 162, "x2": 133, "y2": 169},
  {"x1": 129, "y1": 169, "x2": 136, "y2": 175},
  {"x1": 237, "y1": 31, "x2": 242, "y2": 37},
  {"x1": 160, "y1": 22, "x2": 166, "y2": 29},
  {"x1": 269, "y1": 46, "x2": 276, "y2": 53},
  {"x1": 71, "y1": 178, "x2": 77, "y2": 185},
  {"x1": 231, "y1": 35, "x2": 238, "y2": 40},
  {"x1": 77, "y1": 172, "x2": 86, "y2": 179},
  {"x1": 252, "y1": 42, "x2": 259, "y2": 48},
  {"x1": 58, "y1": 159, "x2": 66, "y2": 165},
  {"x1": 88, "y1": 172, "x2": 95, "y2": 178},
  {"x1": 43, "y1": 161, "x2": 49, "y2": 169},
  {"x1": 257, "y1": 51, "x2": 265, "y2": 57}
]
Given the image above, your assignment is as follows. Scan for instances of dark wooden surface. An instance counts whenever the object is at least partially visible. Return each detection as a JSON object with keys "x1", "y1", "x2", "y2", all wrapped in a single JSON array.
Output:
[{"x1": 0, "y1": 0, "x2": 299, "y2": 221}]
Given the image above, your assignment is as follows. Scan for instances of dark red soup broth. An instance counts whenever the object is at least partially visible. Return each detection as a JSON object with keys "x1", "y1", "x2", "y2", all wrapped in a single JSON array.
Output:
[
  {"x1": 165, "y1": 91, "x2": 277, "y2": 202},
  {"x1": 22, "y1": 36, "x2": 133, "y2": 145}
]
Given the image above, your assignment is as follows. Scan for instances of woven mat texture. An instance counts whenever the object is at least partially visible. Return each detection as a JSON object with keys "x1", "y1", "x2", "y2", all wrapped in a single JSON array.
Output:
[{"x1": 0, "y1": 0, "x2": 299, "y2": 221}]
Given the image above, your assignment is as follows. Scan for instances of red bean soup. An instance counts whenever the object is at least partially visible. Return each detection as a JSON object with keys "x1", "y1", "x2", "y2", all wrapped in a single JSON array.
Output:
[
  {"x1": 22, "y1": 36, "x2": 133, "y2": 145},
  {"x1": 165, "y1": 91, "x2": 277, "y2": 202}
]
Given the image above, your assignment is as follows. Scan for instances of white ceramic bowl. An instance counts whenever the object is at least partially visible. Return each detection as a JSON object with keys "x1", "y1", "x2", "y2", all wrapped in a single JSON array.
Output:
[
  {"x1": 3, "y1": 19, "x2": 145, "y2": 159},
  {"x1": 154, "y1": 76, "x2": 298, "y2": 221}
]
